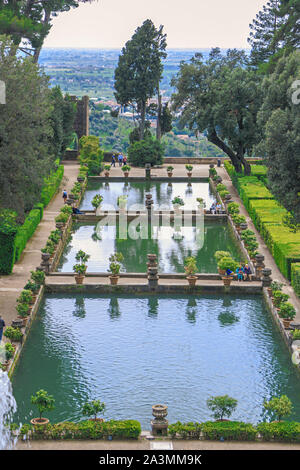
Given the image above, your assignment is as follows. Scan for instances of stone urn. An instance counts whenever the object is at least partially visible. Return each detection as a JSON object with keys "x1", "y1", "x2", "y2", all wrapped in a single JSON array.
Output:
[
  {"x1": 151, "y1": 405, "x2": 169, "y2": 436},
  {"x1": 186, "y1": 276, "x2": 197, "y2": 287},
  {"x1": 41, "y1": 253, "x2": 51, "y2": 263},
  {"x1": 104, "y1": 170, "x2": 110, "y2": 178},
  {"x1": 77, "y1": 177, "x2": 85, "y2": 183}
]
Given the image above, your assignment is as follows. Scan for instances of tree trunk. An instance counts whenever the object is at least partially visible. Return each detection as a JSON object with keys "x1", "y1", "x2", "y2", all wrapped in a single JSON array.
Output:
[
  {"x1": 156, "y1": 90, "x2": 162, "y2": 141},
  {"x1": 208, "y1": 128, "x2": 243, "y2": 173},
  {"x1": 139, "y1": 101, "x2": 146, "y2": 140},
  {"x1": 33, "y1": 10, "x2": 51, "y2": 63}
]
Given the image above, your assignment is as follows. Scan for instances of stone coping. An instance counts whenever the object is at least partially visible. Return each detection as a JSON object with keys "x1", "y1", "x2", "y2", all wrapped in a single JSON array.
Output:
[{"x1": 88, "y1": 176, "x2": 209, "y2": 183}]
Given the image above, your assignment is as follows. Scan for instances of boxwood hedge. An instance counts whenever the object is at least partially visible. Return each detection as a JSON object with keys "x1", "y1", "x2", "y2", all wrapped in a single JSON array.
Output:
[
  {"x1": 292, "y1": 263, "x2": 300, "y2": 298},
  {"x1": 257, "y1": 422, "x2": 300, "y2": 442},
  {"x1": 14, "y1": 209, "x2": 42, "y2": 261},
  {"x1": 40, "y1": 165, "x2": 64, "y2": 207},
  {"x1": 0, "y1": 214, "x2": 18, "y2": 274}
]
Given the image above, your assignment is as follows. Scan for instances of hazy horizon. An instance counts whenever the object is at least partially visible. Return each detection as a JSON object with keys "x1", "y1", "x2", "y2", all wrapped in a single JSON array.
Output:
[{"x1": 44, "y1": 0, "x2": 267, "y2": 49}]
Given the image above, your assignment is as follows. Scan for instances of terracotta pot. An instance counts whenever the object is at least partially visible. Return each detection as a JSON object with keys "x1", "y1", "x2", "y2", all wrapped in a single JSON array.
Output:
[
  {"x1": 168, "y1": 173, "x2": 173, "y2": 178},
  {"x1": 186, "y1": 276, "x2": 197, "y2": 287},
  {"x1": 187, "y1": 172, "x2": 192, "y2": 178},
  {"x1": 218, "y1": 269, "x2": 226, "y2": 276},
  {"x1": 124, "y1": 172, "x2": 129, "y2": 177},
  {"x1": 109, "y1": 275, "x2": 119, "y2": 285},
  {"x1": 282, "y1": 318, "x2": 292, "y2": 329},
  {"x1": 75, "y1": 274, "x2": 85, "y2": 285},
  {"x1": 31, "y1": 418, "x2": 49, "y2": 426},
  {"x1": 222, "y1": 276, "x2": 233, "y2": 287},
  {"x1": 105, "y1": 171, "x2": 110, "y2": 178}
]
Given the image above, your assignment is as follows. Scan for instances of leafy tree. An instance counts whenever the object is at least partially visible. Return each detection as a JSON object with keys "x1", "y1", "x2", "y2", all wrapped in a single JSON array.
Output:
[
  {"x1": 0, "y1": 1, "x2": 97, "y2": 61},
  {"x1": 79, "y1": 135, "x2": 103, "y2": 175},
  {"x1": 82, "y1": 400, "x2": 106, "y2": 421},
  {"x1": 264, "y1": 395, "x2": 293, "y2": 421},
  {"x1": 257, "y1": 50, "x2": 300, "y2": 223},
  {"x1": 128, "y1": 136, "x2": 165, "y2": 167},
  {"x1": 171, "y1": 49, "x2": 263, "y2": 175},
  {"x1": 248, "y1": 0, "x2": 284, "y2": 67},
  {"x1": 31, "y1": 389, "x2": 55, "y2": 421},
  {"x1": 206, "y1": 395, "x2": 238, "y2": 421},
  {"x1": 0, "y1": 36, "x2": 55, "y2": 220},
  {"x1": 114, "y1": 19, "x2": 167, "y2": 141}
]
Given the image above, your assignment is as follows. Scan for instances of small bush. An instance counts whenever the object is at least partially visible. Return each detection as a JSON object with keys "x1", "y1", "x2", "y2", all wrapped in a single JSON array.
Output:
[
  {"x1": 128, "y1": 137, "x2": 164, "y2": 167},
  {"x1": 257, "y1": 422, "x2": 300, "y2": 442},
  {"x1": 202, "y1": 421, "x2": 257, "y2": 441}
]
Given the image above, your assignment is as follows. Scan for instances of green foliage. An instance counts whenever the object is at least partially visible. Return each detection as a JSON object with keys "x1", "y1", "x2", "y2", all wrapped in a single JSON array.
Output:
[
  {"x1": 263, "y1": 395, "x2": 293, "y2": 422},
  {"x1": 291, "y1": 263, "x2": 300, "y2": 298},
  {"x1": 79, "y1": 136, "x2": 103, "y2": 176},
  {"x1": 206, "y1": 395, "x2": 238, "y2": 421},
  {"x1": 20, "y1": 420, "x2": 141, "y2": 440},
  {"x1": 278, "y1": 302, "x2": 296, "y2": 320},
  {"x1": 108, "y1": 253, "x2": 124, "y2": 276},
  {"x1": 31, "y1": 390, "x2": 55, "y2": 420},
  {"x1": 82, "y1": 400, "x2": 106, "y2": 421},
  {"x1": 40, "y1": 165, "x2": 64, "y2": 207},
  {"x1": 30, "y1": 270, "x2": 45, "y2": 286},
  {"x1": 214, "y1": 251, "x2": 232, "y2": 263},
  {"x1": 168, "y1": 422, "x2": 202, "y2": 439},
  {"x1": 257, "y1": 421, "x2": 300, "y2": 442},
  {"x1": 272, "y1": 290, "x2": 289, "y2": 308},
  {"x1": 55, "y1": 212, "x2": 69, "y2": 224},
  {"x1": 14, "y1": 209, "x2": 41, "y2": 261},
  {"x1": 16, "y1": 303, "x2": 30, "y2": 318},
  {"x1": 184, "y1": 256, "x2": 198, "y2": 276},
  {"x1": 127, "y1": 137, "x2": 165, "y2": 167},
  {"x1": 291, "y1": 329, "x2": 300, "y2": 340},
  {"x1": 4, "y1": 327, "x2": 23, "y2": 342},
  {"x1": 172, "y1": 196, "x2": 185, "y2": 206},
  {"x1": 4, "y1": 342, "x2": 15, "y2": 361},
  {"x1": 227, "y1": 202, "x2": 240, "y2": 215},
  {"x1": 91, "y1": 194, "x2": 103, "y2": 209},
  {"x1": 218, "y1": 257, "x2": 239, "y2": 273},
  {"x1": 0, "y1": 210, "x2": 18, "y2": 274},
  {"x1": 17, "y1": 290, "x2": 33, "y2": 305},
  {"x1": 24, "y1": 280, "x2": 39, "y2": 294},
  {"x1": 202, "y1": 421, "x2": 257, "y2": 441}
]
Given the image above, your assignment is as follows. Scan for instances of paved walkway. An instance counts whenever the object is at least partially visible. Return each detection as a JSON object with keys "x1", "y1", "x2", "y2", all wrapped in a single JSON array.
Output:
[
  {"x1": 218, "y1": 166, "x2": 300, "y2": 322},
  {"x1": 15, "y1": 438, "x2": 300, "y2": 451},
  {"x1": 0, "y1": 162, "x2": 79, "y2": 329}
]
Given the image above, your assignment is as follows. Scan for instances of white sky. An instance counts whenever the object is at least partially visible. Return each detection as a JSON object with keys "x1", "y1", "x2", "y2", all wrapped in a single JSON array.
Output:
[{"x1": 44, "y1": 0, "x2": 267, "y2": 49}]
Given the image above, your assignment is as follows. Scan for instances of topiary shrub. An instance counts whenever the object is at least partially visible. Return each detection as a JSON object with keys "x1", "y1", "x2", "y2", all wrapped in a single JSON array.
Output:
[
  {"x1": 128, "y1": 137, "x2": 164, "y2": 167},
  {"x1": 292, "y1": 263, "x2": 300, "y2": 298}
]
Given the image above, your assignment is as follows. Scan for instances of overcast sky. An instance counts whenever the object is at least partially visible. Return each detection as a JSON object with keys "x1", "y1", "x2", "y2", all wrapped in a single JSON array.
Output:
[{"x1": 44, "y1": 0, "x2": 267, "y2": 49}]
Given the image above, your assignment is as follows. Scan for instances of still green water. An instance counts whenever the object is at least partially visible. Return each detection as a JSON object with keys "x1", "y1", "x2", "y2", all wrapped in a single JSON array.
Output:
[
  {"x1": 79, "y1": 181, "x2": 215, "y2": 211},
  {"x1": 58, "y1": 221, "x2": 242, "y2": 273},
  {"x1": 12, "y1": 294, "x2": 300, "y2": 428}
]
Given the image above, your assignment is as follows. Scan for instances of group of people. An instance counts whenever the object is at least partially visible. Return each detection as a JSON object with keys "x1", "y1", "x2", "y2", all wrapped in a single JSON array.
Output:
[
  {"x1": 209, "y1": 202, "x2": 223, "y2": 214},
  {"x1": 111, "y1": 153, "x2": 127, "y2": 167},
  {"x1": 226, "y1": 264, "x2": 253, "y2": 281},
  {"x1": 62, "y1": 189, "x2": 84, "y2": 214}
]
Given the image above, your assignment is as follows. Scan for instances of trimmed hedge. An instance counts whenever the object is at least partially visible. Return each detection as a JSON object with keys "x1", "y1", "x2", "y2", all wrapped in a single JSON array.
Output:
[
  {"x1": 33, "y1": 203, "x2": 44, "y2": 219},
  {"x1": 0, "y1": 215, "x2": 17, "y2": 275},
  {"x1": 20, "y1": 420, "x2": 141, "y2": 440},
  {"x1": 292, "y1": 263, "x2": 300, "y2": 298},
  {"x1": 14, "y1": 209, "x2": 42, "y2": 261},
  {"x1": 168, "y1": 422, "x2": 202, "y2": 439},
  {"x1": 248, "y1": 199, "x2": 287, "y2": 232},
  {"x1": 202, "y1": 421, "x2": 257, "y2": 441},
  {"x1": 40, "y1": 165, "x2": 64, "y2": 207},
  {"x1": 238, "y1": 180, "x2": 274, "y2": 212},
  {"x1": 257, "y1": 422, "x2": 300, "y2": 442}
]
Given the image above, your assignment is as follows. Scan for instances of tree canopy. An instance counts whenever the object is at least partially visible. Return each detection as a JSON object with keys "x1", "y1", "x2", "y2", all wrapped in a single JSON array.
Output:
[{"x1": 171, "y1": 48, "x2": 262, "y2": 175}]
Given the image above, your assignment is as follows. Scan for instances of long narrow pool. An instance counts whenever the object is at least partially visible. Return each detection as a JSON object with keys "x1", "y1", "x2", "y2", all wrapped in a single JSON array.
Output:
[
  {"x1": 12, "y1": 294, "x2": 300, "y2": 429},
  {"x1": 58, "y1": 221, "x2": 242, "y2": 273}
]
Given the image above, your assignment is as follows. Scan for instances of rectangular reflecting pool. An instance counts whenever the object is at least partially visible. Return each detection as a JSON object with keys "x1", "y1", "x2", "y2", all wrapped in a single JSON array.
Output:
[
  {"x1": 58, "y1": 221, "x2": 242, "y2": 273},
  {"x1": 12, "y1": 294, "x2": 300, "y2": 428},
  {"x1": 79, "y1": 181, "x2": 216, "y2": 211}
]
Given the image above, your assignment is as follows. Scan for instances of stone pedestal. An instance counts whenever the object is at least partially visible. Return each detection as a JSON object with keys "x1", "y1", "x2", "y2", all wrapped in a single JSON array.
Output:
[
  {"x1": 255, "y1": 254, "x2": 265, "y2": 280},
  {"x1": 40, "y1": 253, "x2": 51, "y2": 274},
  {"x1": 147, "y1": 254, "x2": 159, "y2": 290},
  {"x1": 262, "y1": 268, "x2": 272, "y2": 287},
  {"x1": 145, "y1": 164, "x2": 151, "y2": 180},
  {"x1": 151, "y1": 405, "x2": 168, "y2": 436}
]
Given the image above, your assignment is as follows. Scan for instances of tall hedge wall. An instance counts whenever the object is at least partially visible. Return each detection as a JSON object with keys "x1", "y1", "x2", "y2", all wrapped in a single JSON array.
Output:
[
  {"x1": 40, "y1": 165, "x2": 64, "y2": 207},
  {"x1": 14, "y1": 209, "x2": 42, "y2": 261},
  {"x1": 0, "y1": 212, "x2": 18, "y2": 274},
  {"x1": 248, "y1": 199, "x2": 287, "y2": 232},
  {"x1": 292, "y1": 263, "x2": 300, "y2": 298}
]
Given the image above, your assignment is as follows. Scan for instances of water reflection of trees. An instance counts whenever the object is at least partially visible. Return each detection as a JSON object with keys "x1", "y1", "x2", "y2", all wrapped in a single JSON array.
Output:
[
  {"x1": 148, "y1": 297, "x2": 159, "y2": 318},
  {"x1": 218, "y1": 311, "x2": 239, "y2": 327},
  {"x1": 186, "y1": 298, "x2": 197, "y2": 324},
  {"x1": 73, "y1": 296, "x2": 86, "y2": 318},
  {"x1": 108, "y1": 297, "x2": 121, "y2": 320}
]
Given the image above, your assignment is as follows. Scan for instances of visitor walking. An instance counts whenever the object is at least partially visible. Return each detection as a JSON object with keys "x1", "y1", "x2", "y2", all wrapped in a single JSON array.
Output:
[
  {"x1": 123, "y1": 155, "x2": 127, "y2": 165},
  {"x1": 62, "y1": 189, "x2": 68, "y2": 204},
  {"x1": 0, "y1": 315, "x2": 5, "y2": 343},
  {"x1": 118, "y1": 154, "x2": 123, "y2": 166},
  {"x1": 111, "y1": 154, "x2": 116, "y2": 167}
]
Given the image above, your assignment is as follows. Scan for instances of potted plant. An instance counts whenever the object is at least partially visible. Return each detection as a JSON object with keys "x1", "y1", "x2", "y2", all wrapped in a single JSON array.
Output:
[
  {"x1": 92, "y1": 194, "x2": 103, "y2": 214},
  {"x1": 17, "y1": 289, "x2": 33, "y2": 306},
  {"x1": 219, "y1": 190, "x2": 230, "y2": 201},
  {"x1": 214, "y1": 251, "x2": 231, "y2": 275},
  {"x1": 82, "y1": 400, "x2": 106, "y2": 422},
  {"x1": 269, "y1": 280, "x2": 284, "y2": 298},
  {"x1": 108, "y1": 253, "x2": 124, "y2": 285},
  {"x1": 272, "y1": 290, "x2": 289, "y2": 308},
  {"x1": 31, "y1": 389, "x2": 55, "y2": 426},
  {"x1": 30, "y1": 270, "x2": 45, "y2": 286},
  {"x1": 172, "y1": 196, "x2": 184, "y2": 212},
  {"x1": 227, "y1": 202, "x2": 240, "y2": 215},
  {"x1": 185, "y1": 164, "x2": 193, "y2": 178},
  {"x1": 24, "y1": 280, "x2": 40, "y2": 295},
  {"x1": 16, "y1": 303, "x2": 30, "y2": 326},
  {"x1": 196, "y1": 197, "x2": 206, "y2": 210},
  {"x1": 104, "y1": 164, "x2": 111, "y2": 177},
  {"x1": 184, "y1": 256, "x2": 198, "y2": 287},
  {"x1": 231, "y1": 214, "x2": 246, "y2": 232},
  {"x1": 4, "y1": 326, "x2": 23, "y2": 343},
  {"x1": 55, "y1": 212, "x2": 69, "y2": 225},
  {"x1": 73, "y1": 250, "x2": 90, "y2": 284},
  {"x1": 167, "y1": 166, "x2": 174, "y2": 177},
  {"x1": 209, "y1": 167, "x2": 217, "y2": 178},
  {"x1": 121, "y1": 165, "x2": 131, "y2": 177},
  {"x1": 216, "y1": 183, "x2": 227, "y2": 193},
  {"x1": 278, "y1": 303, "x2": 296, "y2": 328},
  {"x1": 117, "y1": 195, "x2": 127, "y2": 211},
  {"x1": 218, "y1": 257, "x2": 238, "y2": 286}
]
